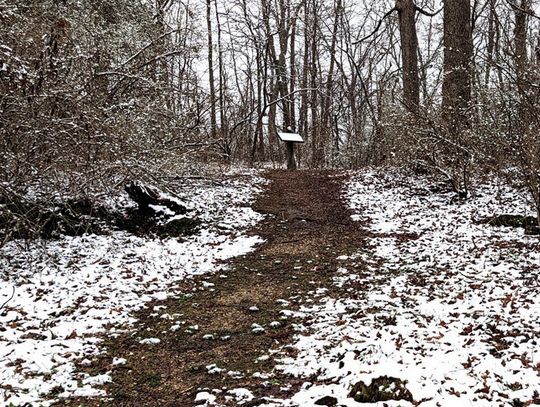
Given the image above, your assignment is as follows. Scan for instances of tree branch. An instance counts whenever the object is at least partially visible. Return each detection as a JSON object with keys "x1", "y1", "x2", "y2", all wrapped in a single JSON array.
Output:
[
  {"x1": 506, "y1": 0, "x2": 540, "y2": 20},
  {"x1": 353, "y1": 7, "x2": 397, "y2": 44},
  {"x1": 415, "y1": 6, "x2": 442, "y2": 17},
  {"x1": 0, "y1": 286, "x2": 15, "y2": 315},
  {"x1": 121, "y1": 29, "x2": 179, "y2": 67},
  {"x1": 230, "y1": 88, "x2": 317, "y2": 135}
]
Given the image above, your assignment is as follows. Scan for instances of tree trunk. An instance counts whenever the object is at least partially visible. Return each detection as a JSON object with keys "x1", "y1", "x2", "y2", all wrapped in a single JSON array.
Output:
[
  {"x1": 299, "y1": 0, "x2": 310, "y2": 141},
  {"x1": 214, "y1": 0, "x2": 229, "y2": 158},
  {"x1": 514, "y1": 0, "x2": 531, "y2": 92},
  {"x1": 277, "y1": 0, "x2": 291, "y2": 130},
  {"x1": 310, "y1": 0, "x2": 322, "y2": 167},
  {"x1": 206, "y1": 0, "x2": 217, "y2": 138},
  {"x1": 321, "y1": 0, "x2": 342, "y2": 135},
  {"x1": 442, "y1": 0, "x2": 473, "y2": 129},
  {"x1": 289, "y1": 12, "x2": 298, "y2": 132},
  {"x1": 484, "y1": 0, "x2": 496, "y2": 85},
  {"x1": 396, "y1": 0, "x2": 420, "y2": 112},
  {"x1": 125, "y1": 181, "x2": 187, "y2": 215}
]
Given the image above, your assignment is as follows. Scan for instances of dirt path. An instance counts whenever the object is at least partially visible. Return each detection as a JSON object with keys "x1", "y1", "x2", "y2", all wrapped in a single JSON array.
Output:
[{"x1": 58, "y1": 170, "x2": 367, "y2": 406}]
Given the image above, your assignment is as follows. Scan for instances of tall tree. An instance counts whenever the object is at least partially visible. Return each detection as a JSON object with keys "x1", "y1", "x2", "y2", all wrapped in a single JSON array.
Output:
[
  {"x1": 206, "y1": 0, "x2": 217, "y2": 139},
  {"x1": 310, "y1": 0, "x2": 322, "y2": 166},
  {"x1": 396, "y1": 0, "x2": 420, "y2": 112},
  {"x1": 321, "y1": 0, "x2": 342, "y2": 135},
  {"x1": 440, "y1": 0, "x2": 474, "y2": 196},
  {"x1": 442, "y1": 0, "x2": 473, "y2": 128},
  {"x1": 358, "y1": 1, "x2": 439, "y2": 113},
  {"x1": 513, "y1": 0, "x2": 532, "y2": 92}
]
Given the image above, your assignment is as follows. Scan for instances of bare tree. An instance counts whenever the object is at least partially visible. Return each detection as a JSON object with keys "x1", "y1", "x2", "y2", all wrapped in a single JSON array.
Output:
[
  {"x1": 442, "y1": 0, "x2": 473, "y2": 128},
  {"x1": 206, "y1": 0, "x2": 217, "y2": 139},
  {"x1": 396, "y1": 0, "x2": 420, "y2": 112}
]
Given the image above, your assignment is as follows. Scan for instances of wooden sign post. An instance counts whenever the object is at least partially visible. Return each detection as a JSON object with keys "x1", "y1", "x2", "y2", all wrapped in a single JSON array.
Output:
[{"x1": 277, "y1": 132, "x2": 304, "y2": 170}]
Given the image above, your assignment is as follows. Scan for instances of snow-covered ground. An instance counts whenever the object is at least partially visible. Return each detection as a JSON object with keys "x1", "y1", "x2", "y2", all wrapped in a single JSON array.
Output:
[
  {"x1": 0, "y1": 169, "x2": 265, "y2": 406},
  {"x1": 265, "y1": 169, "x2": 540, "y2": 406}
]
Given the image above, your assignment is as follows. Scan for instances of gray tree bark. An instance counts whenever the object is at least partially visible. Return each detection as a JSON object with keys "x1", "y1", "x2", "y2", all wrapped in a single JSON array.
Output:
[
  {"x1": 206, "y1": 0, "x2": 217, "y2": 138},
  {"x1": 396, "y1": 0, "x2": 420, "y2": 112},
  {"x1": 442, "y1": 0, "x2": 473, "y2": 128}
]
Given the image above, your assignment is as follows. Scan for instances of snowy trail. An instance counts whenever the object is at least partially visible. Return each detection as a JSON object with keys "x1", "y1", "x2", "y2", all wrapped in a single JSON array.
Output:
[
  {"x1": 0, "y1": 170, "x2": 265, "y2": 406},
  {"x1": 269, "y1": 169, "x2": 540, "y2": 407},
  {"x1": 108, "y1": 169, "x2": 537, "y2": 407},
  {"x1": 50, "y1": 170, "x2": 366, "y2": 407},
  {"x1": 5, "y1": 169, "x2": 539, "y2": 407}
]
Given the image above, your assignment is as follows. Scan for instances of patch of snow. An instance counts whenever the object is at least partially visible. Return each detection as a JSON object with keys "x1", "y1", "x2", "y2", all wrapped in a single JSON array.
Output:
[
  {"x1": 138, "y1": 338, "x2": 161, "y2": 345},
  {"x1": 68, "y1": 386, "x2": 106, "y2": 398},
  {"x1": 0, "y1": 171, "x2": 266, "y2": 406},
  {"x1": 227, "y1": 370, "x2": 244, "y2": 379},
  {"x1": 185, "y1": 324, "x2": 199, "y2": 334},
  {"x1": 227, "y1": 388, "x2": 254, "y2": 401},
  {"x1": 82, "y1": 374, "x2": 112, "y2": 386},
  {"x1": 251, "y1": 323, "x2": 265, "y2": 334},
  {"x1": 272, "y1": 169, "x2": 540, "y2": 406},
  {"x1": 206, "y1": 364, "x2": 224, "y2": 375},
  {"x1": 112, "y1": 357, "x2": 126, "y2": 366},
  {"x1": 195, "y1": 391, "x2": 217, "y2": 405}
]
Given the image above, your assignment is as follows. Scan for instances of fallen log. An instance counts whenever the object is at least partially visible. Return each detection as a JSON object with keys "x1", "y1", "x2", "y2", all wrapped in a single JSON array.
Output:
[
  {"x1": 125, "y1": 181, "x2": 187, "y2": 215},
  {"x1": 480, "y1": 214, "x2": 539, "y2": 235}
]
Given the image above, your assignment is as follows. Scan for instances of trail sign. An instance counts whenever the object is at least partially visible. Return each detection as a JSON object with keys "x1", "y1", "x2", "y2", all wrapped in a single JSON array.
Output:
[
  {"x1": 277, "y1": 132, "x2": 304, "y2": 143},
  {"x1": 277, "y1": 132, "x2": 303, "y2": 170}
]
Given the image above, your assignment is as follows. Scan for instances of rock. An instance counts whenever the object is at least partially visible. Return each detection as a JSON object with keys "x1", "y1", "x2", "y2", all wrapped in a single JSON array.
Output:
[
  {"x1": 314, "y1": 395, "x2": 338, "y2": 406},
  {"x1": 348, "y1": 376, "x2": 413, "y2": 403}
]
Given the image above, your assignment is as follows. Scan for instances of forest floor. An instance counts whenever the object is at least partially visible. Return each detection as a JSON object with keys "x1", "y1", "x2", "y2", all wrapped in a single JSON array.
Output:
[
  {"x1": 2, "y1": 169, "x2": 540, "y2": 407},
  {"x1": 55, "y1": 170, "x2": 368, "y2": 407}
]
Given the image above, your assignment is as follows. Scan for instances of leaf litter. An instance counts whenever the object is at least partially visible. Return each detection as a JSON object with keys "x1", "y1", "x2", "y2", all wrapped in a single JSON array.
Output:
[
  {"x1": 0, "y1": 169, "x2": 265, "y2": 406},
  {"x1": 222, "y1": 169, "x2": 540, "y2": 407}
]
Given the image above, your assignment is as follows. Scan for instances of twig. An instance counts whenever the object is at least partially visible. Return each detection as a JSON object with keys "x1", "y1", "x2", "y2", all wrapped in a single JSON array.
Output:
[
  {"x1": 0, "y1": 286, "x2": 15, "y2": 314},
  {"x1": 353, "y1": 5, "x2": 440, "y2": 45},
  {"x1": 506, "y1": 0, "x2": 540, "y2": 20},
  {"x1": 415, "y1": 6, "x2": 442, "y2": 17},
  {"x1": 120, "y1": 29, "x2": 179, "y2": 67},
  {"x1": 353, "y1": 7, "x2": 397, "y2": 45}
]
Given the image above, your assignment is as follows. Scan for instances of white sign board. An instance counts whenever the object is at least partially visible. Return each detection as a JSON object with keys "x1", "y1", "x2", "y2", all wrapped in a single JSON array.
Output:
[{"x1": 277, "y1": 132, "x2": 304, "y2": 143}]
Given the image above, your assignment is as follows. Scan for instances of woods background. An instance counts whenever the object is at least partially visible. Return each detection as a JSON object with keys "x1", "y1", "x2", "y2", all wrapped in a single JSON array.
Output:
[{"x1": 2, "y1": 0, "x2": 540, "y2": 225}]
